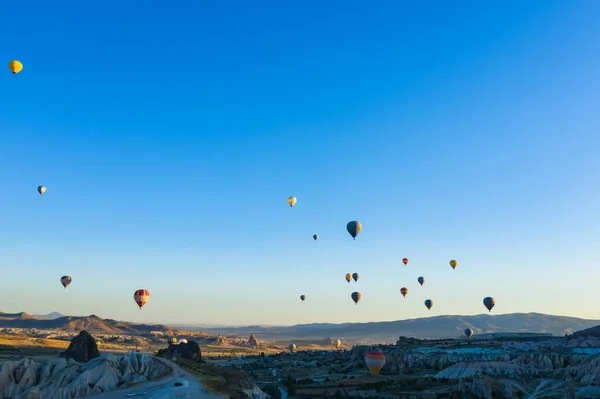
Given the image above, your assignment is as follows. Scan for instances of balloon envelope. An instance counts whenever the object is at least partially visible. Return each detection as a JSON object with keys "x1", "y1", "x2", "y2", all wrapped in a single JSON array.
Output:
[
  {"x1": 134, "y1": 289, "x2": 150, "y2": 309},
  {"x1": 60, "y1": 276, "x2": 72, "y2": 288},
  {"x1": 345, "y1": 273, "x2": 352, "y2": 283},
  {"x1": 365, "y1": 350, "x2": 386, "y2": 374},
  {"x1": 483, "y1": 297, "x2": 496, "y2": 312},
  {"x1": 287, "y1": 196, "x2": 297, "y2": 207},
  {"x1": 424, "y1": 299, "x2": 433, "y2": 310},
  {"x1": 300, "y1": 295, "x2": 306, "y2": 301},
  {"x1": 351, "y1": 291, "x2": 362, "y2": 304},
  {"x1": 450, "y1": 260, "x2": 458, "y2": 270},
  {"x1": 38, "y1": 186, "x2": 46, "y2": 195},
  {"x1": 400, "y1": 287, "x2": 408, "y2": 297},
  {"x1": 402, "y1": 258, "x2": 409, "y2": 265},
  {"x1": 346, "y1": 221, "x2": 362, "y2": 239},
  {"x1": 313, "y1": 234, "x2": 318, "y2": 240},
  {"x1": 8, "y1": 60, "x2": 23, "y2": 74},
  {"x1": 352, "y1": 272, "x2": 360, "y2": 282},
  {"x1": 465, "y1": 328, "x2": 474, "y2": 338},
  {"x1": 418, "y1": 276, "x2": 425, "y2": 286}
]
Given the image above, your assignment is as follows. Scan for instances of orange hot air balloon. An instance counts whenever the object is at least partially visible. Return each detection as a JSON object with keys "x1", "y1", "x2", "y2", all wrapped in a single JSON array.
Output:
[
  {"x1": 365, "y1": 350, "x2": 386, "y2": 375},
  {"x1": 400, "y1": 287, "x2": 408, "y2": 298},
  {"x1": 402, "y1": 258, "x2": 409, "y2": 266},
  {"x1": 134, "y1": 289, "x2": 150, "y2": 310},
  {"x1": 345, "y1": 273, "x2": 352, "y2": 283}
]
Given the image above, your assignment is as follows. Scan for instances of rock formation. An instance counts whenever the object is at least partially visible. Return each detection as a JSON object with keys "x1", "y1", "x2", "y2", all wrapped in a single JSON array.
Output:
[
  {"x1": 156, "y1": 340, "x2": 202, "y2": 362},
  {"x1": 248, "y1": 334, "x2": 260, "y2": 347},
  {"x1": 59, "y1": 330, "x2": 100, "y2": 363},
  {"x1": 0, "y1": 352, "x2": 170, "y2": 399}
]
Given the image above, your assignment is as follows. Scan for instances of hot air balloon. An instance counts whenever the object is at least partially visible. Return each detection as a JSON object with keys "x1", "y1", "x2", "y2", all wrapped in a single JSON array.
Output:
[
  {"x1": 289, "y1": 343, "x2": 297, "y2": 353},
  {"x1": 178, "y1": 339, "x2": 188, "y2": 344},
  {"x1": 345, "y1": 273, "x2": 352, "y2": 283},
  {"x1": 300, "y1": 295, "x2": 306, "y2": 301},
  {"x1": 483, "y1": 297, "x2": 496, "y2": 312},
  {"x1": 334, "y1": 339, "x2": 342, "y2": 349},
  {"x1": 402, "y1": 258, "x2": 409, "y2": 266},
  {"x1": 346, "y1": 221, "x2": 362, "y2": 240},
  {"x1": 351, "y1": 291, "x2": 362, "y2": 305},
  {"x1": 450, "y1": 260, "x2": 458, "y2": 270},
  {"x1": 465, "y1": 328, "x2": 474, "y2": 339},
  {"x1": 424, "y1": 299, "x2": 433, "y2": 311},
  {"x1": 313, "y1": 234, "x2": 318, "y2": 240},
  {"x1": 418, "y1": 276, "x2": 425, "y2": 286},
  {"x1": 8, "y1": 60, "x2": 23, "y2": 75},
  {"x1": 400, "y1": 287, "x2": 408, "y2": 298},
  {"x1": 287, "y1": 196, "x2": 297, "y2": 207},
  {"x1": 352, "y1": 272, "x2": 360, "y2": 282},
  {"x1": 170, "y1": 337, "x2": 177, "y2": 344},
  {"x1": 37, "y1": 186, "x2": 46, "y2": 195},
  {"x1": 134, "y1": 289, "x2": 150, "y2": 310},
  {"x1": 365, "y1": 350, "x2": 386, "y2": 375},
  {"x1": 60, "y1": 276, "x2": 72, "y2": 289}
]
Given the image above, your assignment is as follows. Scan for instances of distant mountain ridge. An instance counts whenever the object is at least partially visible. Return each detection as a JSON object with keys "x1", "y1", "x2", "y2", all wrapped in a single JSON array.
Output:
[
  {"x1": 192, "y1": 313, "x2": 600, "y2": 341},
  {"x1": 32, "y1": 312, "x2": 66, "y2": 320},
  {"x1": 0, "y1": 312, "x2": 176, "y2": 335}
]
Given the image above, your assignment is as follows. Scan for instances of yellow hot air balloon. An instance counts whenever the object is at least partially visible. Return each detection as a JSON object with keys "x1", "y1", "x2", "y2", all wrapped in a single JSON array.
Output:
[
  {"x1": 365, "y1": 350, "x2": 386, "y2": 375},
  {"x1": 400, "y1": 287, "x2": 408, "y2": 298},
  {"x1": 287, "y1": 196, "x2": 297, "y2": 207},
  {"x1": 8, "y1": 60, "x2": 23, "y2": 75},
  {"x1": 450, "y1": 260, "x2": 458, "y2": 270},
  {"x1": 38, "y1": 186, "x2": 46, "y2": 195},
  {"x1": 334, "y1": 339, "x2": 342, "y2": 349},
  {"x1": 345, "y1": 273, "x2": 352, "y2": 283},
  {"x1": 289, "y1": 343, "x2": 297, "y2": 353}
]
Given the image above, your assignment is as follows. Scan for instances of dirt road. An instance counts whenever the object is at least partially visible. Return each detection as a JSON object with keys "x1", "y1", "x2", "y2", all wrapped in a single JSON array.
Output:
[{"x1": 85, "y1": 356, "x2": 223, "y2": 399}]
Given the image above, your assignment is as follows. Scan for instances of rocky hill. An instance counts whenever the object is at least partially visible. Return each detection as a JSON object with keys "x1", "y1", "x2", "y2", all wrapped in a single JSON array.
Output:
[
  {"x1": 0, "y1": 352, "x2": 170, "y2": 398},
  {"x1": 195, "y1": 312, "x2": 600, "y2": 341},
  {"x1": 0, "y1": 312, "x2": 175, "y2": 334},
  {"x1": 570, "y1": 324, "x2": 600, "y2": 338}
]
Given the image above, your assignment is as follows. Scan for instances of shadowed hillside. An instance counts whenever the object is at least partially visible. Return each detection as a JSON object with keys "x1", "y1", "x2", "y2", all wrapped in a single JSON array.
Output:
[
  {"x1": 0, "y1": 312, "x2": 175, "y2": 334},
  {"x1": 186, "y1": 313, "x2": 600, "y2": 341}
]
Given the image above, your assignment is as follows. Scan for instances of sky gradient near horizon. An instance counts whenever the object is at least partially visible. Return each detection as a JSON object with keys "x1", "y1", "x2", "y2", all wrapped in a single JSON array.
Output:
[{"x1": 1, "y1": 1, "x2": 599, "y2": 326}]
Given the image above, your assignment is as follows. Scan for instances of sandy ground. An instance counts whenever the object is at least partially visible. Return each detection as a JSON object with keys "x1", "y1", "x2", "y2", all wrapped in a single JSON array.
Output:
[{"x1": 85, "y1": 356, "x2": 224, "y2": 399}]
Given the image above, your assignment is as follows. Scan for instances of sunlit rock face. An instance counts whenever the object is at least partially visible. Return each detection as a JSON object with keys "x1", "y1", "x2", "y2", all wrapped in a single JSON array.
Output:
[{"x1": 0, "y1": 352, "x2": 170, "y2": 398}]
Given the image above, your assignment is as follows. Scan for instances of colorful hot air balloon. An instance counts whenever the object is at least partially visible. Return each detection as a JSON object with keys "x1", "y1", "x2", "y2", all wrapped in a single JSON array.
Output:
[
  {"x1": 365, "y1": 350, "x2": 386, "y2": 375},
  {"x1": 8, "y1": 60, "x2": 23, "y2": 75},
  {"x1": 60, "y1": 276, "x2": 72, "y2": 289},
  {"x1": 483, "y1": 297, "x2": 496, "y2": 312},
  {"x1": 289, "y1": 343, "x2": 297, "y2": 353},
  {"x1": 465, "y1": 328, "x2": 474, "y2": 339},
  {"x1": 424, "y1": 299, "x2": 433, "y2": 311},
  {"x1": 134, "y1": 289, "x2": 150, "y2": 310},
  {"x1": 351, "y1": 291, "x2": 362, "y2": 305},
  {"x1": 345, "y1": 273, "x2": 352, "y2": 283},
  {"x1": 300, "y1": 295, "x2": 306, "y2": 301},
  {"x1": 418, "y1": 276, "x2": 425, "y2": 286},
  {"x1": 37, "y1": 186, "x2": 46, "y2": 195},
  {"x1": 352, "y1": 272, "x2": 360, "y2": 282},
  {"x1": 450, "y1": 260, "x2": 458, "y2": 270},
  {"x1": 400, "y1": 287, "x2": 408, "y2": 298},
  {"x1": 313, "y1": 234, "x2": 318, "y2": 240},
  {"x1": 346, "y1": 221, "x2": 362, "y2": 240},
  {"x1": 287, "y1": 196, "x2": 297, "y2": 207},
  {"x1": 334, "y1": 339, "x2": 342, "y2": 349},
  {"x1": 402, "y1": 258, "x2": 409, "y2": 266}
]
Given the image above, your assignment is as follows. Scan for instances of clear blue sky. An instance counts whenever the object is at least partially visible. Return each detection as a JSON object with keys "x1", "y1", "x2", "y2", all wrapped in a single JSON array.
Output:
[{"x1": 1, "y1": 1, "x2": 599, "y2": 326}]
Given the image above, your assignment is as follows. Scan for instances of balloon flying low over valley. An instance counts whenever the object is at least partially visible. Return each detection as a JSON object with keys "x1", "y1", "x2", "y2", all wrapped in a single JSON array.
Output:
[{"x1": 1, "y1": 1, "x2": 599, "y2": 327}]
